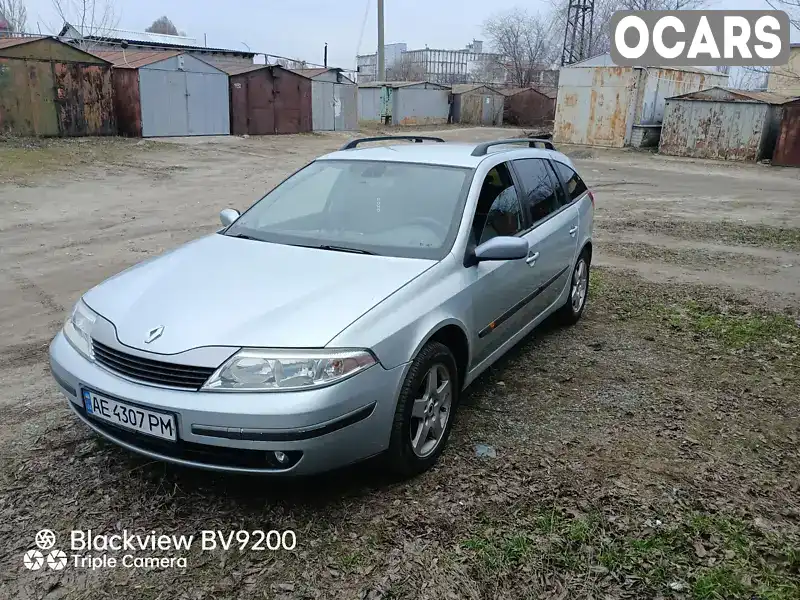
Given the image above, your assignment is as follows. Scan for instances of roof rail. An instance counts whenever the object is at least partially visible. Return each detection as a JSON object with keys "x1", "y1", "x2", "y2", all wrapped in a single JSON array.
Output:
[
  {"x1": 471, "y1": 138, "x2": 555, "y2": 156},
  {"x1": 340, "y1": 136, "x2": 446, "y2": 150}
]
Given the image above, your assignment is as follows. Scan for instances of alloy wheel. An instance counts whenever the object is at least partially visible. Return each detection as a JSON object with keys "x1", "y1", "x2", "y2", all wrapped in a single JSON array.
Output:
[
  {"x1": 571, "y1": 259, "x2": 588, "y2": 313},
  {"x1": 409, "y1": 364, "x2": 452, "y2": 458}
]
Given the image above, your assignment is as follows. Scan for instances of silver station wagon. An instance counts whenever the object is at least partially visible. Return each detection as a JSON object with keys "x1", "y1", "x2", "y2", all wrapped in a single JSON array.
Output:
[{"x1": 49, "y1": 136, "x2": 594, "y2": 477}]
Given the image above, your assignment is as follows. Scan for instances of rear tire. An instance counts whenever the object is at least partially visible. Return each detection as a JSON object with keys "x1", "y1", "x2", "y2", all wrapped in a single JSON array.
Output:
[
  {"x1": 386, "y1": 341, "x2": 458, "y2": 478},
  {"x1": 556, "y1": 250, "x2": 590, "y2": 325}
]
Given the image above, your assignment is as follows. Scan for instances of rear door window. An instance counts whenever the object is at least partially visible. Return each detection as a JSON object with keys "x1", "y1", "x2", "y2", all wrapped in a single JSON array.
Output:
[
  {"x1": 512, "y1": 158, "x2": 562, "y2": 225},
  {"x1": 554, "y1": 162, "x2": 588, "y2": 203},
  {"x1": 472, "y1": 163, "x2": 525, "y2": 245}
]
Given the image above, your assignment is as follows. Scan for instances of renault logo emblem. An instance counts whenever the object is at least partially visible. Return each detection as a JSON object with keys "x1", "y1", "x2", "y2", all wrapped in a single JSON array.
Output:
[{"x1": 145, "y1": 326, "x2": 165, "y2": 344}]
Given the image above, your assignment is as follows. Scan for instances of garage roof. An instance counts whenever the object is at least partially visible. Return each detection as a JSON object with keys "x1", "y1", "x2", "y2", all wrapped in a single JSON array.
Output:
[
  {"x1": 91, "y1": 49, "x2": 183, "y2": 68},
  {"x1": 0, "y1": 36, "x2": 47, "y2": 49},
  {"x1": 667, "y1": 86, "x2": 799, "y2": 104}
]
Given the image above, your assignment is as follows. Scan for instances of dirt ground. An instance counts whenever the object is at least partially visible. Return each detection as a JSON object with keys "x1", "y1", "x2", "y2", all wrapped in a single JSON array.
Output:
[{"x1": 0, "y1": 128, "x2": 798, "y2": 600}]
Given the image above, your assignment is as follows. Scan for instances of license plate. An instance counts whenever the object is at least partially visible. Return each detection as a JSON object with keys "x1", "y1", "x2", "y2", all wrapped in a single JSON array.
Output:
[{"x1": 82, "y1": 389, "x2": 177, "y2": 442}]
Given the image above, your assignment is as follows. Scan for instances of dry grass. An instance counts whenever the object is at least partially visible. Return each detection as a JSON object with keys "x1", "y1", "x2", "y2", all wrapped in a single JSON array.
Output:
[
  {"x1": 0, "y1": 136, "x2": 163, "y2": 185},
  {"x1": 1, "y1": 268, "x2": 798, "y2": 599}
]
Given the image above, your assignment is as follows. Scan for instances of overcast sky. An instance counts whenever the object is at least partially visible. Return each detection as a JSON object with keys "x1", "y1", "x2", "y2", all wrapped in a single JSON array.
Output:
[{"x1": 22, "y1": 0, "x2": 790, "y2": 70}]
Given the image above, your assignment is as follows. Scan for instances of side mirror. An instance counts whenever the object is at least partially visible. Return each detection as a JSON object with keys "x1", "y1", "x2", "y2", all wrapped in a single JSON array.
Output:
[
  {"x1": 219, "y1": 209, "x2": 240, "y2": 227},
  {"x1": 473, "y1": 236, "x2": 529, "y2": 263}
]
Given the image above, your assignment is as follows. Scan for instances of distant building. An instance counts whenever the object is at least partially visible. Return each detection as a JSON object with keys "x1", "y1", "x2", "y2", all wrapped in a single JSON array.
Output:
[
  {"x1": 356, "y1": 43, "x2": 407, "y2": 82},
  {"x1": 768, "y1": 44, "x2": 800, "y2": 97},
  {"x1": 58, "y1": 23, "x2": 255, "y2": 64},
  {"x1": 357, "y1": 40, "x2": 506, "y2": 85}
]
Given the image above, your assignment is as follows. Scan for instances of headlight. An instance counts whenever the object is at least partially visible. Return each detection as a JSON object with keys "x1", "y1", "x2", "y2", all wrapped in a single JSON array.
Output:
[
  {"x1": 63, "y1": 300, "x2": 97, "y2": 360},
  {"x1": 202, "y1": 349, "x2": 377, "y2": 392}
]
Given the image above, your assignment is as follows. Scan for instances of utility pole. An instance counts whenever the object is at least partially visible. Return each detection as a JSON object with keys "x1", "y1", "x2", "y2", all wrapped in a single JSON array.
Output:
[{"x1": 377, "y1": 0, "x2": 385, "y2": 81}]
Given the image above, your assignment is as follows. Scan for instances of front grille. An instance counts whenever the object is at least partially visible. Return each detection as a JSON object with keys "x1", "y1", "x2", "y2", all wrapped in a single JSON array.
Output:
[{"x1": 92, "y1": 340, "x2": 216, "y2": 390}]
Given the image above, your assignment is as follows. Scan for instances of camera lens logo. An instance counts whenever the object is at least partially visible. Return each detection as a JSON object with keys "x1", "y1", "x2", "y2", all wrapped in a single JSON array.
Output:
[
  {"x1": 24, "y1": 530, "x2": 65, "y2": 571},
  {"x1": 47, "y1": 550, "x2": 68, "y2": 570},
  {"x1": 23, "y1": 550, "x2": 44, "y2": 571},
  {"x1": 35, "y1": 529, "x2": 56, "y2": 551}
]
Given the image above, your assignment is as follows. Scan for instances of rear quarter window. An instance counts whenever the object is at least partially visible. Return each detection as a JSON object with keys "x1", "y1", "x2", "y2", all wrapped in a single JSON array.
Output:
[{"x1": 555, "y1": 162, "x2": 588, "y2": 203}]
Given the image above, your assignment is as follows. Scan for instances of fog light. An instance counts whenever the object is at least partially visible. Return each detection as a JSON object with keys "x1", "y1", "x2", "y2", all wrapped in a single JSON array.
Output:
[{"x1": 273, "y1": 451, "x2": 288, "y2": 464}]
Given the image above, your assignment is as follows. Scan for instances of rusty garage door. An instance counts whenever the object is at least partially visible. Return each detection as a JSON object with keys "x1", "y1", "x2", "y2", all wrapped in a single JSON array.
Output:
[
  {"x1": 773, "y1": 104, "x2": 800, "y2": 167},
  {"x1": 0, "y1": 58, "x2": 59, "y2": 135},
  {"x1": 53, "y1": 62, "x2": 115, "y2": 136}
]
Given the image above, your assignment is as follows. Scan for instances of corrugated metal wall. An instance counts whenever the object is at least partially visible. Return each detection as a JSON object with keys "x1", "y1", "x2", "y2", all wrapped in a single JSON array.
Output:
[
  {"x1": 554, "y1": 66, "x2": 637, "y2": 147},
  {"x1": 634, "y1": 68, "x2": 724, "y2": 125},
  {"x1": 455, "y1": 90, "x2": 503, "y2": 125},
  {"x1": 554, "y1": 63, "x2": 727, "y2": 147},
  {"x1": 139, "y1": 55, "x2": 229, "y2": 137},
  {"x1": 229, "y1": 68, "x2": 312, "y2": 135},
  {"x1": 272, "y1": 69, "x2": 312, "y2": 134},
  {"x1": 311, "y1": 81, "x2": 357, "y2": 131},
  {"x1": 659, "y1": 100, "x2": 769, "y2": 161},
  {"x1": 358, "y1": 87, "x2": 382, "y2": 122},
  {"x1": 393, "y1": 86, "x2": 449, "y2": 125}
]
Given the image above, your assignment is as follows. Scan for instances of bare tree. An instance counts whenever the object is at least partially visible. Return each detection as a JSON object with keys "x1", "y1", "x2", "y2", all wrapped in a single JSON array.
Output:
[
  {"x1": 0, "y1": 0, "x2": 28, "y2": 33},
  {"x1": 275, "y1": 57, "x2": 307, "y2": 70},
  {"x1": 385, "y1": 55, "x2": 425, "y2": 82},
  {"x1": 483, "y1": 8, "x2": 560, "y2": 87},
  {"x1": 765, "y1": 0, "x2": 799, "y2": 30},
  {"x1": 52, "y1": 0, "x2": 118, "y2": 50},
  {"x1": 729, "y1": 68, "x2": 769, "y2": 90},
  {"x1": 470, "y1": 57, "x2": 508, "y2": 84},
  {"x1": 748, "y1": 0, "x2": 800, "y2": 94},
  {"x1": 146, "y1": 15, "x2": 178, "y2": 36}
]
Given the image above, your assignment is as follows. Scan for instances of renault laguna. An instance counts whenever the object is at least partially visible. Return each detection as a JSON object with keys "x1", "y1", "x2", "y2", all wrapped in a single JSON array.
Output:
[{"x1": 49, "y1": 136, "x2": 594, "y2": 477}]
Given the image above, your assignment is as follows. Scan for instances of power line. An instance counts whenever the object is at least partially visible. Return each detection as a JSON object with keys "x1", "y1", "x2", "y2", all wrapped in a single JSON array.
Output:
[{"x1": 355, "y1": 0, "x2": 370, "y2": 59}]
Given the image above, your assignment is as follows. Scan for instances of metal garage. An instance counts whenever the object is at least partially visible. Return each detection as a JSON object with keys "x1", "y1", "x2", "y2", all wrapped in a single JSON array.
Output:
[
  {"x1": 292, "y1": 68, "x2": 357, "y2": 131},
  {"x1": 500, "y1": 86, "x2": 556, "y2": 127},
  {"x1": 0, "y1": 36, "x2": 115, "y2": 136},
  {"x1": 95, "y1": 49, "x2": 230, "y2": 137},
  {"x1": 358, "y1": 81, "x2": 450, "y2": 126},
  {"x1": 773, "y1": 98, "x2": 800, "y2": 167},
  {"x1": 211, "y1": 63, "x2": 312, "y2": 135},
  {"x1": 451, "y1": 84, "x2": 504, "y2": 125},
  {"x1": 659, "y1": 87, "x2": 795, "y2": 162}
]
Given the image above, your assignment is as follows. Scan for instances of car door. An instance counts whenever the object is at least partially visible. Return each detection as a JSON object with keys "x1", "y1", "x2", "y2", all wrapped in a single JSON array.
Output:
[
  {"x1": 511, "y1": 158, "x2": 580, "y2": 322},
  {"x1": 467, "y1": 162, "x2": 535, "y2": 367}
]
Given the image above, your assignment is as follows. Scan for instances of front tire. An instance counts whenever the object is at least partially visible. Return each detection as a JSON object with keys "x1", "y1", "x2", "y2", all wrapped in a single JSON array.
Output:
[
  {"x1": 386, "y1": 341, "x2": 458, "y2": 478},
  {"x1": 556, "y1": 250, "x2": 590, "y2": 325}
]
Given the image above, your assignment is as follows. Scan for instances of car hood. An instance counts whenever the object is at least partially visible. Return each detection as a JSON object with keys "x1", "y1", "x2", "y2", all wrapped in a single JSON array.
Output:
[{"x1": 84, "y1": 234, "x2": 435, "y2": 353}]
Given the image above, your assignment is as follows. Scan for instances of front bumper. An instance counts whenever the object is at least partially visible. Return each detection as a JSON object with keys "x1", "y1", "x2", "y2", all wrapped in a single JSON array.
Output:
[{"x1": 49, "y1": 332, "x2": 407, "y2": 475}]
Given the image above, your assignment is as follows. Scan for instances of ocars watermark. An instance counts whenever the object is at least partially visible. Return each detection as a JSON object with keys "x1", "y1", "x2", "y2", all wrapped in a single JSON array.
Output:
[
  {"x1": 22, "y1": 528, "x2": 296, "y2": 571},
  {"x1": 610, "y1": 10, "x2": 790, "y2": 67}
]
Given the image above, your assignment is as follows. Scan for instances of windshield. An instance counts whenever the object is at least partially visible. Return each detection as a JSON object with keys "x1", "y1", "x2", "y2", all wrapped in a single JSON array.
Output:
[{"x1": 225, "y1": 160, "x2": 473, "y2": 260}]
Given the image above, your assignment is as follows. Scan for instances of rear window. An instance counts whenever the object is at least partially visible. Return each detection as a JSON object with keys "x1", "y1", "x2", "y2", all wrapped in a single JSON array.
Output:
[{"x1": 554, "y1": 162, "x2": 588, "y2": 203}]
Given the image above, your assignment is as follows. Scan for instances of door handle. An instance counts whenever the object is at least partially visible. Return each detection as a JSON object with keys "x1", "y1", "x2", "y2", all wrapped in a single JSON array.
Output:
[
  {"x1": 569, "y1": 226, "x2": 578, "y2": 237},
  {"x1": 525, "y1": 252, "x2": 539, "y2": 266}
]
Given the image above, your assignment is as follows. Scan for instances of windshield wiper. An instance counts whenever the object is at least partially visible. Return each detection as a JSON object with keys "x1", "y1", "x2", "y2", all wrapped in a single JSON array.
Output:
[
  {"x1": 230, "y1": 233, "x2": 261, "y2": 241},
  {"x1": 317, "y1": 245, "x2": 376, "y2": 255}
]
